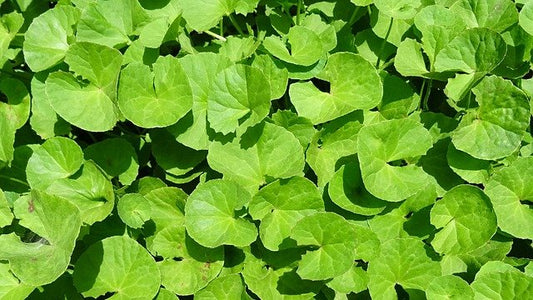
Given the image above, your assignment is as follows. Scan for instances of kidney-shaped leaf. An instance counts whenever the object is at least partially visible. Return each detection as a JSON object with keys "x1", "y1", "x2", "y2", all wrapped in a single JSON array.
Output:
[
  {"x1": 185, "y1": 179, "x2": 257, "y2": 248},
  {"x1": 471, "y1": 262, "x2": 533, "y2": 299},
  {"x1": 23, "y1": 5, "x2": 80, "y2": 72},
  {"x1": 357, "y1": 118, "x2": 433, "y2": 201},
  {"x1": 484, "y1": 157, "x2": 533, "y2": 240},
  {"x1": 262, "y1": 26, "x2": 324, "y2": 67},
  {"x1": 289, "y1": 52, "x2": 382, "y2": 124},
  {"x1": 73, "y1": 236, "x2": 161, "y2": 299},
  {"x1": 452, "y1": 76, "x2": 530, "y2": 160},
  {"x1": 249, "y1": 177, "x2": 324, "y2": 251},
  {"x1": 290, "y1": 212, "x2": 357, "y2": 280},
  {"x1": 430, "y1": 185, "x2": 497, "y2": 255},
  {"x1": 0, "y1": 191, "x2": 81, "y2": 286},
  {"x1": 207, "y1": 64, "x2": 270, "y2": 135},
  {"x1": 118, "y1": 56, "x2": 193, "y2": 128}
]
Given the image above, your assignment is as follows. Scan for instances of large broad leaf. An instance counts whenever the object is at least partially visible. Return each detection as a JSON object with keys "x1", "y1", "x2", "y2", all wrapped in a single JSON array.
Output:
[
  {"x1": 289, "y1": 52, "x2": 382, "y2": 124},
  {"x1": 25, "y1": 137, "x2": 84, "y2": 190},
  {"x1": 248, "y1": 177, "x2": 324, "y2": 251},
  {"x1": 251, "y1": 54, "x2": 289, "y2": 101},
  {"x1": 155, "y1": 225, "x2": 224, "y2": 295},
  {"x1": 434, "y1": 28, "x2": 506, "y2": 74},
  {"x1": 357, "y1": 118, "x2": 433, "y2": 202},
  {"x1": 367, "y1": 237, "x2": 441, "y2": 299},
  {"x1": 73, "y1": 236, "x2": 161, "y2": 299},
  {"x1": 117, "y1": 193, "x2": 151, "y2": 229},
  {"x1": 451, "y1": 0, "x2": 518, "y2": 33},
  {"x1": 207, "y1": 122, "x2": 305, "y2": 192},
  {"x1": 471, "y1": 262, "x2": 533, "y2": 299},
  {"x1": 76, "y1": 0, "x2": 150, "y2": 48},
  {"x1": 207, "y1": 64, "x2": 270, "y2": 135},
  {"x1": 118, "y1": 56, "x2": 193, "y2": 128},
  {"x1": 170, "y1": 53, "x2": 233, "y2": 150},
  {"x1": 45, "y1": 42, "x2": 122, "y2": 132},
  {"x1": 426, "y1": 275, "x2": 474, "y2": 300},
  {"x1": 185, "y1": 179, "x2": 257, "y2": 248},
  {"x1": 290, "y1": 212, "x2": 357, "y2": 280},
  {"x1": 484, "y1": 157, "x2": 533, "y2": 239},
  {"x1": 44, "y1": 161, "x2": 115, "y2": 225},
  {"x1": 0, "y1": 78, "x2": 30, "y2": 129},
  {"x1": 263, "y1": 26, "x2": 324, "y2": 67},
  {"x1": 430, "y1": 185, "x2": 497, "y2": 255},
  {"x1": 519, "y1": 0, "x2": 533, "y2": 36},
  {"x1": 0, "y1": 191, "x2": 81, "y2": 286},
  {"x1": 23, "y1": 5, "x2": 80, "y2": 72},
  {"x1": 0, "y1": 115, "x2": 16, "y2": 167},
  {"x1": 374, "y1": 0, "x2": 422, "y2": 19},
  {"x1": 179, "y1": 0, "x2": 259, "y2": 32},
  {"x1": 0, "y1": 12, "x2": 23, "y2": 65},
  {"x1": 0, "y1": 189, "x2": 12, "y2": 227},
  {"x1": 195, "y1": 274, "x2": 247, "y2": 300},
  {"x1": 451, "y1": 76, "x2": 530, "y2": 160}
]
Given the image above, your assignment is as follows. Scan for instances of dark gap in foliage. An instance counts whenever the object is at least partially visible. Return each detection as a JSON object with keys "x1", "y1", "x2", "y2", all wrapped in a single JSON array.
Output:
[
  {"x1": 394, "y1": 284, "x2": 409, "y2": 300},
  {"x1": 178, "y1": 295, "x2": 193, "y2": 300},
  {"x1": 387, "y1": 159, "x2": 408, "y2": 167},
  {"x1": 0, "y1": 91, "x2": 8, "y2": 103},
  {"x1": 48, "y1": 1, "x2": 57, "y2": 9},
  {"x1": 159, "y1": 40, "x2": 181, "y2": 57},
  {"x1": 524, "y1": 69, "x2": 533, "y2": 79},
  {"x1": 172, "y1": 257, "x2": 184, "y2": 262},
  {"x1": 311, "y1": 78, "x2": 331, "y2": 93},
  {"x1": 509, "y1": 238, "x2": 533, "y2": 259},
  {"x1": 96, "y1": 292, "x2": 116, "y2": 299}
]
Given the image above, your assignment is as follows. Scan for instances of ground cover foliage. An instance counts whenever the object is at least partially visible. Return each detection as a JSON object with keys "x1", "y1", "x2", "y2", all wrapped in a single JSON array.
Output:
[{"x1": 0, "y1": 0, "x2": 533, "y2": 299}]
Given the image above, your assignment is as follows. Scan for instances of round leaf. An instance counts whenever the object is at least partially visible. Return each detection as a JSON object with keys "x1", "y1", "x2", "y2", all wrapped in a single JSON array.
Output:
[
  {"x1": 426, "y1": 275, "x2": 474, "y2": 300},
  {"x1": 430, "y1": 185, "x2": 497, "y2": 255},
  {"x1": 73, "y1": 236, "x2": 161, "y2": 299},
  {"x1": 117, "y1": 193, "x2": 151, "y2": 228},
  {"x1": 185, "y1": 179, "x2": 257, "y2": 248}
]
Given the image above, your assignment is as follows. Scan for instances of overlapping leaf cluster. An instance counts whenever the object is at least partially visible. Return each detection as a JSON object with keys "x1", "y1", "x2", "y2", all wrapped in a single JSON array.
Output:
[{"x1": 0, "y1": 0, "x2": 533, "y2": 299}]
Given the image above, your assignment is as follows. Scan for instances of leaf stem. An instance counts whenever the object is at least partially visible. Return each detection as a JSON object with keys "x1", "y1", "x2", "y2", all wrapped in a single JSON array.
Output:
[
  {"x1": 219, "y1": 19, "x2": 224, "y2": 36},
  {"x1": 376, "y1": 17, "x2": 393, "y2": 69},
  {"x1": 0, "y1": 175, "x2": 30, "y2": 187},
  {"x1": 228, "y1": 14, "x2": 245, "y2": 36},
  {"x1": 204, "y1": 30, "x2": 227, "y2": 42},
  {"x1": 348, "y1": 6, "x2": 361, "y2": 26},
  {"x1": 422, "y1": 79, "x2": 433, "y2": 111},
  {"x1": 296, "y1": 0, "x2": 302, "y2": 25}
]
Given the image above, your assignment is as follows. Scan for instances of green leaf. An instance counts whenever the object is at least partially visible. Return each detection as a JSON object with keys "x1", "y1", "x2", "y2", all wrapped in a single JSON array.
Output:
[
  {"x1": 378, "y1": 73, "x2": 419, "y2": 119},
  {"x1": 290, "y1": 212, "x2": 357, "y2": 280},
  {"x1": 73, "y1": 236, "x2": 161, "y2": 299},
  {"x1": 117, "y1": 193, "x2": 151, "y2": 229},
  {"x1": 263, "y1": 26, "x2": 324, "y2": 66},
  {"x1": 357, "y1": 118, "x2": 433, "y2": 201},
  {"x1": 76, "y1": 0, "x2": 150, "y2": 48},
  {"x1": 367, "y1": 237, "x2": 441, "y2": 299},
  {"x1": 118, "y1": 56, "x2": 193, "y2": 128},
  {"x1": 374, "y1": 0, "x2": 422, "y2": 19},
  {"x1": 289, "y1": 52, "x2": 382, "y2": 124},
  {"x1": 0, "y1": 191, "x2": 81, "y2": 286},
  {"x1": 249, "y1": 177, "x2": 324, "y2": 251},
  {"x1": 170, "y1": 53, "x2": 233, "y2": 150},
  {"x1": 185, "y1": 179, "x2": 257, "y2": 248},
  {"x1": 434, "y1": 28, "x2": 506, "y2": 74},
  {"x1": 471, "y1": 262, "x2": 533, "y2": 299},
  {"x1": 207, "y1": 64, "x2": 270, "y2": 135},
  {"x1": 0, "y1": 78, "x2": 31, "y2": 129},
  {"x1": 23, "y1": 5, "x2": 80, "y2": 72},
  {"x1": 451, "y1": 76, "x2": 530, "y2": 160},
  {"x1": 519, "y1": 0, "x2": 533, "y2": 36},
  {"x1": 29, "y1": 73, "x2": 71, "y2": 139},
  {"x1": 155, "y1": 225, "x2": 224, "y2": 295},
  {"x1": 207, "y1": 122, "x2": 305, "y2": 191},
  {"x1": 0, "y1": 114, "x2": 16, "y2": 167},
  {"x1": 426, "y1": 275, "x2": 474, "y2": 300},
  {"x1": 430, "y1": 185, "x2": 497, "y2": 255},
  {"x1": 196, "y1": 274, "x2": 247, "y2": 300},
  {"x1": 447, "y1": 142, "x2": 491, "y2": 184},
  {"x1": 179, "y1": 0, "x2": 258, "y2": 32},
  {"x1": 44, "y1": 161, "x2": 115, "y2": 225},
  {"x1": 0, "y1": 262, "x2": 34, "y2": 299},
  {"x1": 251, "y1": 54, "x2": 289, "y2": 100},
  {"x1": 326, "y1": 264, "x2": 369, "y2": 294},
  {"x1": 84, "y1": 138, "x2": 139, "y2": 185},
  {"x1": 0, "y1": 189, "x2": 12, "y2": 227},
  {"x1": 451, "y1": 0, "x2": 518, "y2": 33},
  {"x1": 484, "y1": 157, "x2": 533, "y2": 239},
  {"x1": 328, "y1": 161, "x2": 388, "y2": 216},
  {"x1": 25, "y1": 137, "x2": 84, "y2": 190},
  {"x1": 270, "y1": 110, "x2": 315, "y2": 148}
]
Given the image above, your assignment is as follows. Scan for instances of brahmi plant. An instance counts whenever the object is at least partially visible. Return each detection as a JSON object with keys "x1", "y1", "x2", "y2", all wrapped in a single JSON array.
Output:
[{"x1": 0, "y1": 0, "x2": 532, "y2": 299}]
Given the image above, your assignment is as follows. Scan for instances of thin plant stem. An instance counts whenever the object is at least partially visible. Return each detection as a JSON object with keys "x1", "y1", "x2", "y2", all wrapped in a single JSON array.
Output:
[
  {"x1": 423, "y1": 79, "x2": 433, "y2": 111},
  {"x1": 219, "y1": 19, "x2": 224, "y2": 36},
  {"x1": 376, "y1": 17, "x2": 393, "y2": 69},
  {"x1": 419, "y1": 79, "x2": 427, "y2": 111},
  {"x1": 229, "y1": 14, "x2": 245, "y2": 36},
  {"x1": 348, "y1": 6, "x2": 361, "y2": 26},
  {"x1": 204, "y1": 30, "x2": 227, "y2": 41},
  {"x1": 0, "y1": 175, "x2": 30, "y2": 187},
  {"x1": 296, "y1": 0, "x2": 302, "y2": 25}
]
